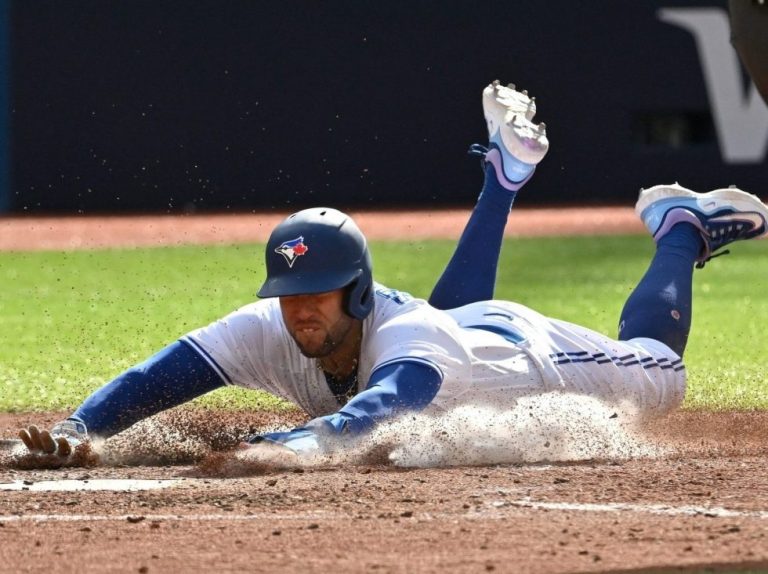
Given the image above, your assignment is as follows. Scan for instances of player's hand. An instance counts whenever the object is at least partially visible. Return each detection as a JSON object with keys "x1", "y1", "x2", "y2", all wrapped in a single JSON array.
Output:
[
  {"x1": 18, "y1": 419, "x2": 88, "y2": 462},
  {"x1": 194, "y1": 427, "x2": 330, "y2": 476},
  {"x1": 242, "y1": 428, "x2": 321, "y2": 454},
  {"x1": 234, "y1": 439, "x2": 301, "y2": 468},
  {"x1": 236, "y1": 428, "x2": 323, "y2": 467}
]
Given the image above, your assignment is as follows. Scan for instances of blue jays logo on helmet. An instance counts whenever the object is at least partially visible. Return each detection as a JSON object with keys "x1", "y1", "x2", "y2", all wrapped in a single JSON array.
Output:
[{"x1": 275, "y1": 236, "x2": 309, "y2": 268}]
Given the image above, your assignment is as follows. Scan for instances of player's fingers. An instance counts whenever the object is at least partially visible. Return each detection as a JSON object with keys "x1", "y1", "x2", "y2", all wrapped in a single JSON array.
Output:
[
  {"x1": 18, "y1": 428, "x2": 36, "y2": 451},
  {"x1": 27, "y1": 425, "x2": 43, "y2": 450},
  {"x1": 39, "y1": 430, "x2": 57, "y2": 454},
  {"x1": 55, "y1": 437, "x2": 72, "y2": 457}
]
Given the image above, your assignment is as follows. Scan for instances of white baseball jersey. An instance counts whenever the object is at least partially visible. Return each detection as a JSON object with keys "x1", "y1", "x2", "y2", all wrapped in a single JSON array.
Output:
[{"x1": 183, "y1": 283, "x2": 686, "y2": 419}]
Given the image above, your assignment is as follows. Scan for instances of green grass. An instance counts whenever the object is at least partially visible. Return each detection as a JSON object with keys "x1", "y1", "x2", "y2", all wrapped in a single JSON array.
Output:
[{"x1": 2, "y1": 236, "x2": 767, "y2": 412}]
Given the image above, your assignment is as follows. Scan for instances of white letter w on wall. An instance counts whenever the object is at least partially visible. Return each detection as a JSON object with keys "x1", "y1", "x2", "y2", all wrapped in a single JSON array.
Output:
[{"x1": 659, "y1": 7, "x2": 768, "y2": 163}]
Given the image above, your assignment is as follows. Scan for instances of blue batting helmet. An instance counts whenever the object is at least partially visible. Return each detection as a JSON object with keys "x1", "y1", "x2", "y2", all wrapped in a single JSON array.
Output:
[{"x1": 257, "y1": 208, "x2": 374, "y2": 320}]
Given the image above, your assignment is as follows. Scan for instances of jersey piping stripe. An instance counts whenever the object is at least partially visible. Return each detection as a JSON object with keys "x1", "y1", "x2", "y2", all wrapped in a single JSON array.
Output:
[
  {"x1": 549, "y1": 350, "x2": 685, "y2": 372},
  {"x1": 594, "y1": 353, "x2": 613, "y2": 364},
  {"x1": 181, "y1": 337, "x2": 233, "y2": 385}
]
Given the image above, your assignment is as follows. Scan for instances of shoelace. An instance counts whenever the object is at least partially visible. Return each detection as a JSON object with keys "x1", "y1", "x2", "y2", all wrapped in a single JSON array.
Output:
[
  {"x1": 695, "y1": 249, "x2": 731, "y2": 269},
  {"x1": 468, "y1": 144, "x2": 490, "y2": 174},
  {"x1": 467, "y1": 143, "x2": 488, "y2": 157},
  {"x1": 696, "y1": 217, "x2": 760, "y2": 268}
]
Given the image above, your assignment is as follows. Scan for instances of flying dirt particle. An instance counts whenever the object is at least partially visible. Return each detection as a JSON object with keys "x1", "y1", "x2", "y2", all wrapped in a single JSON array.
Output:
[{"x1": 127, "y1": 516, "x2": 146, "y2": 524}]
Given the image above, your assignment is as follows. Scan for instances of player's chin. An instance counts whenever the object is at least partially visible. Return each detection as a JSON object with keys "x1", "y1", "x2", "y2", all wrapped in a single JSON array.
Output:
[{"x1": 291, "y1": 332, "x2": 333, "y2": 358}]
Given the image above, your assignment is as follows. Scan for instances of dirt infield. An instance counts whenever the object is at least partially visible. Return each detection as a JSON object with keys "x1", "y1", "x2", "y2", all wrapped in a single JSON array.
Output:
[
  {"x1": 1, "y1": 410, "x2": 768, "y2": 574},
  {"x1": 2, "y1": 210, "x2": 767, "y2": 573}
]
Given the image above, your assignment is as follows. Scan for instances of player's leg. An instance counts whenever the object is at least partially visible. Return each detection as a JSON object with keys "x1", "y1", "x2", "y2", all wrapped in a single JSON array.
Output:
[
  {"x1": 617, "y1": 216, "x2": 700, "y2": 356},
  {"x1": 429, "y1": 81, "x2": 548, "y2": 310},
  {"x1": 618, "y1": 183, "x2": 768, "y2": 356}
]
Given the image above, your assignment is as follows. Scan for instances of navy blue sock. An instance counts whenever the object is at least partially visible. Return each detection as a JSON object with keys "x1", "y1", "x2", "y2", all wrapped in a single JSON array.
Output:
[
  {"x1": 618, "y1": 223, "x2": 703, "y2": 356},
  {"x1": 429, "y1": 163, "x2": 516, "y2": 310}
]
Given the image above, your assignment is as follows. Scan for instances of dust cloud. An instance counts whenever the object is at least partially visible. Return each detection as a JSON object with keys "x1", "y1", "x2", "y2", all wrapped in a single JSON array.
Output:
[
  {"x1": 349, "y1": 392, "x2": 664, "y2": 468},
  {"x1": 2, "y1": 394, "x2": 666, "y2": 473}
]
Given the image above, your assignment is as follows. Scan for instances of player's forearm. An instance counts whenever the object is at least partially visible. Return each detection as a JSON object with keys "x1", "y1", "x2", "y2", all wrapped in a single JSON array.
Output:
[
  {"x1": 72, "y1": 340, "x2": 225, "y2": 438},
  {"x1": 321, "y1": 360, "x2": 443, "y2": 435},
  {"x1": 251, "y1": 360, "x2": 442, "y2": 455}
]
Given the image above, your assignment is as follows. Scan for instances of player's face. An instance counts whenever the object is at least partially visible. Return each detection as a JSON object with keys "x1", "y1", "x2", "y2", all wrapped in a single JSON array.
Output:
[{"x1": 279, "y1": 289, "x2": 356, "y2": 358}]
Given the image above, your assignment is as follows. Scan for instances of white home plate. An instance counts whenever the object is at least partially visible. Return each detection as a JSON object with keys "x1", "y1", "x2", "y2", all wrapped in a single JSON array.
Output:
[{"x1": 0, "y1": 479, "x2": 180, "y2": 492}]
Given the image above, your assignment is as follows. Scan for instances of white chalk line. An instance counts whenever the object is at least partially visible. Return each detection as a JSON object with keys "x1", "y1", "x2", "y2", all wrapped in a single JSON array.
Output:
[
  {"x1": 507, "y1": 499, "x2": 768, "y2": 519},
  {"x1": 0, "y1": 479, "x2": 181, "y2": 492},
  {"x1": 2, "y1": 499, "x2": 767, "y2": 524}
]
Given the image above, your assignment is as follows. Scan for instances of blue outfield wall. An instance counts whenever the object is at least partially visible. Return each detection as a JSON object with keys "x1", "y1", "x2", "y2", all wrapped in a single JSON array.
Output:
[
  {"x1": 0, "y1": 0, "x2": 8, "y2": 213},
  {"x1": 7, "y1": 0, "x2": 768, "y2": 214}
]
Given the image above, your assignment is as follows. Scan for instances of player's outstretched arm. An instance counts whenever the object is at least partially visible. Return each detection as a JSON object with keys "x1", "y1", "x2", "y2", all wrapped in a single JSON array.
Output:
[
  {"x1": 69, "y1": 340, "x2": 225, "y2": 437},
  {"x1": 242, "y1": 360, "x2": 443, "y2": 458},
  {"x1": 18, "y1": 340, "x2": 225, "y2": 463}
]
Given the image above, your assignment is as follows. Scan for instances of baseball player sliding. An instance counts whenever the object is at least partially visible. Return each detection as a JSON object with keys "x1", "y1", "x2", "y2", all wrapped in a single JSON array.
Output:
[{"x1": 19, "y1": 81, "x2": 768, "y2": 465}]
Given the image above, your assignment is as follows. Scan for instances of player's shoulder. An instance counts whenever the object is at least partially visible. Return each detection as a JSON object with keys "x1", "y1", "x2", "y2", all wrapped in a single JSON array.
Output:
[
  {"x1": 371, "y1": 283, "x2": 429, "y2": 319},
  {"x1": 369, "y1": 282, "x2": 452, "y2": 329},
  {"x1": 372, "y1": 283, "x2": 417, "y2": 307},
  {"x1": 363, "y1": 284, "x2": 468, "y2": 361}
]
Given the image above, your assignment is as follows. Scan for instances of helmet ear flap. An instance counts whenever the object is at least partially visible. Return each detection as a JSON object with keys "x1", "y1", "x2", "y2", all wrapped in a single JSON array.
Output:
[{"x1": 344, "y1": 272, "x2": 374, "y2": 320}]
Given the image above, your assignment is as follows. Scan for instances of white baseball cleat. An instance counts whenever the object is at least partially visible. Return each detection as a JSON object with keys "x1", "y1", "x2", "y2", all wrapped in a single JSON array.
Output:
[
  {"x1": 636, "y1": 182, "x2": 768, "y2": 267},
  {"x1": 482, "y1": 80, "x2": 537, "y2": 125},
  {"x1": 479, "y1": 80, "x2": 549, "y2": 190}
]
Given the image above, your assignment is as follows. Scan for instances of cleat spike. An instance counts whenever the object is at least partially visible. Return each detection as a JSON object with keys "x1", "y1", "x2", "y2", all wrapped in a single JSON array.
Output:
[{"x1": 481, "y1": 78, "x2": 549, "y2": 176}]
